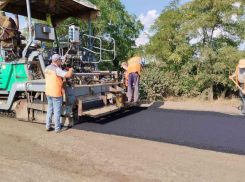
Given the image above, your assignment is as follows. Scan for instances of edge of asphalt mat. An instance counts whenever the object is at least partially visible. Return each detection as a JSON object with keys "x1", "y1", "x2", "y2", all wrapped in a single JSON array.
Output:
[{"x1": 141, "y1": 101, "x2": 242, "y2": 116}]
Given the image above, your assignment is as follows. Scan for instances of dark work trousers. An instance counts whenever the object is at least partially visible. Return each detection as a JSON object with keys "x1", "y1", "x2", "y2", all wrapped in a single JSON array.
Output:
[
  {"x1": 128, "y1": 72, "x2": 140, "y2": 102},
  {"x1": 239, "y1": 83, "x2": 245, "y2": 114}
]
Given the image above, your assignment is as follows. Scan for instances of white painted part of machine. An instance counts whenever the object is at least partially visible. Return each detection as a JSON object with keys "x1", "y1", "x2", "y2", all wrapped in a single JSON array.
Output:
[
  {"x1": 11, "y1": 100, "x2": 20, "y2": 112},
  {"x1": 0, "y1": 100, "x2": 6, "y2": 105},
  {"x1": 69, "y1": 25, "x2": 80, "y2": 43},
  {"x1": 107, "y1": 93, "x2": 116, "y2": 104}
]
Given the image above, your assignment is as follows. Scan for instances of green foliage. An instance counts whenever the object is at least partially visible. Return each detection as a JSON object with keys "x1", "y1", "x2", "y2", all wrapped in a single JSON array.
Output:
[
  {"x1": 143, "y1": 0, "x2": 245, "y2": 100},
  {"x1": 91, "y1": 0, "x2": 143, "y2": 70},
  {"x1": 140, "y1": 65, "x2": 168, "y2": 101}
]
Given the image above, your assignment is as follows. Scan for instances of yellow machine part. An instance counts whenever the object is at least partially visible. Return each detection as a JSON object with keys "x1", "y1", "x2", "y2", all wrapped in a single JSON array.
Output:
[{"x1": 46, "y1": 13, "x2": 53, "y2": 27}]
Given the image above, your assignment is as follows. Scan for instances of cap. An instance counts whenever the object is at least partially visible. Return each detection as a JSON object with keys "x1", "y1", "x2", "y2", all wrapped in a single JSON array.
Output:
[
  {"x1": 121, "y1": 62, "x2": 128, "y2": 70},
  {"x1": 52, "y1": 54, "x2": 62, "y2": 62},
  {"x1": 238, "y1": 59, "x2": 245, "y2": 68}
]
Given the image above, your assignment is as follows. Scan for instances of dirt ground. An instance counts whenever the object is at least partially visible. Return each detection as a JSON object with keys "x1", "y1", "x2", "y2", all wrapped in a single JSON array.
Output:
[
  {"x1": 1, "y1": 101, "x2": 245, "y2": 182},
  {"x1": 160, "y1": 99, "x2": 242, "y2": 115}
]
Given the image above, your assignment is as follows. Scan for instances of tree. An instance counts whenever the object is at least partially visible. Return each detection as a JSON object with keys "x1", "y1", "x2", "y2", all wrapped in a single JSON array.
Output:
[
  {"x1": 144, "y1": 0, "x2": 195, "y2": 97},
  {"x1": 144, "y1": 0, "x2": 245, "y2": 100},
  {"x1": 182, "y1": 0, "x2": 245, "y2": 100}
]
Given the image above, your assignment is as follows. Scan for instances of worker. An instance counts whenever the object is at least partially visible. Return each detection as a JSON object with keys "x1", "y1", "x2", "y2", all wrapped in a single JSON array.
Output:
[
  {"x1": 229, "y1": 59, "x2": 245, "y2": 114},
  {"x1": 127, "y1": 56, "x2": 144, "y2": 103},
  {"x1": 121, "y1": 62, "x2": 128, "y2": 91},
  {"x1": 45, "y1": 54, "x2": 74, "y2": 133}
]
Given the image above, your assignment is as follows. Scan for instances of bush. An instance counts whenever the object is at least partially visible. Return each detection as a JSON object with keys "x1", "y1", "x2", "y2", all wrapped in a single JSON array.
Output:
[{"x1": 140, "y1": 66, "x2": 179, "y2": 101}]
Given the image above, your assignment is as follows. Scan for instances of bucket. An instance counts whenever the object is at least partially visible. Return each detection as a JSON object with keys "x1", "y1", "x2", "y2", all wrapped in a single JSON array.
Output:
[{"x1": 116, "y1": 93, "x2": 127, "y2": 108}]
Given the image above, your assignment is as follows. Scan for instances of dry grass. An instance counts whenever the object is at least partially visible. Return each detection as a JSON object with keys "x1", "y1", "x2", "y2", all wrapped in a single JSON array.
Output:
[{"x1": 165, "y1": 97, "x2": 241, "y2": 107}]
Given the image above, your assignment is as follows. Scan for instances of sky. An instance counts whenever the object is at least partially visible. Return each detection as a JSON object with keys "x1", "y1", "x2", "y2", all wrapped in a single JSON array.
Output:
[{"x1": 120, "y1": 0, "x2": 191, "y2": 46}]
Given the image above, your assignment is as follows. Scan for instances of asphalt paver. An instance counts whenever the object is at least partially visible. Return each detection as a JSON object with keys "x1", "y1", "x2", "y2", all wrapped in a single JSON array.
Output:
[{"x1": 73, "y1": 103, "x2": 245, "y2": 155}]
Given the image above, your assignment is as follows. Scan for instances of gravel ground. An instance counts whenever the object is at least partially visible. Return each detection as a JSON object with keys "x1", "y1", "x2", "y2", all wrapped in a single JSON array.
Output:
[{"x1": 1, "y1": 101, "x2": 245, "y2": 181}]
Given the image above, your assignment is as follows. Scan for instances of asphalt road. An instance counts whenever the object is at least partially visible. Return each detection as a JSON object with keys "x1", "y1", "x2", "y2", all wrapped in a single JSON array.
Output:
[{"x1": 74, "y1": 102, "x2": 245, "y2": 155}]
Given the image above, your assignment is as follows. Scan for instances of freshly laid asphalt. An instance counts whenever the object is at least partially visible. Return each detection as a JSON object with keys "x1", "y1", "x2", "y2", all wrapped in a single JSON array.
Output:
[{"x1": 73, "y1": 102, "x2": 245, "y2": 155}]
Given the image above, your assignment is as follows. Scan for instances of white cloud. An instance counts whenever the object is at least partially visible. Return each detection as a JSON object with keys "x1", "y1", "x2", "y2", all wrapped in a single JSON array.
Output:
[
  {"x1": 136, "y1": 10, "x2": 159, "y2": 46},
  {"x1": 239, "y1": 42, "x2": 245, "y2": 50},
  {"x1": 232, "y1": 14, "x2": 238, "y2": 21},
  {"x1": 212, "y1": 28, "x2": 222, "y2": 37},
  {"x1": 233, "y1": 2, "x2": 241, "y2": 7},
  {"x1": 139, "y1": 10, "x2": 159, "y2": 28},
  {"x1": 136, "y1": 30, "x2": 151, "y2": 46}
]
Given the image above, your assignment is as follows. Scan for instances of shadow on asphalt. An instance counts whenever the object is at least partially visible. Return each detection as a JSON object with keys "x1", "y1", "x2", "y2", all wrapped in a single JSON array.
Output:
[
  {"x1": 76, "y1": 101, "x2": 165, "y2": 125},
  {"x1": 79, "y1": 106, "x2": 149, "y2": 125}
]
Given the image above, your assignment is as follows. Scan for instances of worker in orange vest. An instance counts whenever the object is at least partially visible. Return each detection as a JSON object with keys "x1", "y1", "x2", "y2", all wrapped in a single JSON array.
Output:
[
  {"x1": 127, "y1": 56, "x2": 144, "y2": 103},
  {"x1": 121, "y1": 62, "x2": 128, "y2": 91},
  {"x1": 45, "y1": 54, "x2": 74, "y2": 133},
  {"x1": 229, "y1": 59, "x2": 245, "y2": 114}
]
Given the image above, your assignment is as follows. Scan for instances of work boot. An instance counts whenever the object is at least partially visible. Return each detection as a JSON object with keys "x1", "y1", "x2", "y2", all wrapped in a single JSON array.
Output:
[
  {"x1": 241, "y1": 103, "x2": 245, "y2": 115},
  {"x1": 133, "y1": 101, "x2": 139, "y2": 106},
  {"x1": 55, "y1": 126, "x2": 68, "y2": 133},
  {"x1": 46, "y1": 127, "x2": 54, "y2": 131}
]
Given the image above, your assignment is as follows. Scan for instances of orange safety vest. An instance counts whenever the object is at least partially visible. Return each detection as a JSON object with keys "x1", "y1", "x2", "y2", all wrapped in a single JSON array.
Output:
[
  {"x1": 45, "y1": 64, "x2": 64, "y2": 97},
  {"x1": 127, "y1": 56, "x2": 141, "y2": 76},
  {"x1": 235, "y1": 66, "x2": 245, "y2": 89}
]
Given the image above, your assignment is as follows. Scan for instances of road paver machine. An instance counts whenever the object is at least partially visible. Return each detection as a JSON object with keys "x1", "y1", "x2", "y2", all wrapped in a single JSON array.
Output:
[{"x1": 0, "y1": 0, "x2": 131, "y2": 126}]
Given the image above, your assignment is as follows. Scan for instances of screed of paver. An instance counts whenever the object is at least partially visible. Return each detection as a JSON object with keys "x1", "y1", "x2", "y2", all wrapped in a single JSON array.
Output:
[{"x1": 0, "y1": 117, "x2": 245, "y2": 182}]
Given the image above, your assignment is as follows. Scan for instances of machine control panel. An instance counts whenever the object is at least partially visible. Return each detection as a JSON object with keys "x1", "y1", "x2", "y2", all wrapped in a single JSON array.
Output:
[{"x1": 69, "y1": 25, "x2": 80, "y2": 43}]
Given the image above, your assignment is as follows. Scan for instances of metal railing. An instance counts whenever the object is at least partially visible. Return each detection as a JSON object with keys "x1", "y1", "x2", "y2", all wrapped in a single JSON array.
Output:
[
  {"x1": 53, "y1": 25, "x2": 116, "y2": 63},
  {"x1": 82, "y1": 34, "x2": 116, "y2": 63}
]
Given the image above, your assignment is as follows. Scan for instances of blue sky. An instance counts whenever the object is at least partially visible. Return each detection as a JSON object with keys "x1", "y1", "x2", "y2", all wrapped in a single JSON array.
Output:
[
  {"x1": 120, "y1": 0, "x2": 190, "y2": 17},
  {"x1": 120, "y1": 0, "x2": 191, "y2": 46}
]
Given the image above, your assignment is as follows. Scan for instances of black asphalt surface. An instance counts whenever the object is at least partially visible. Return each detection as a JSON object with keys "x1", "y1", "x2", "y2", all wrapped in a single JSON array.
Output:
[{"x1": 73, "y1": 102, "x2": 245, "y2": 155}]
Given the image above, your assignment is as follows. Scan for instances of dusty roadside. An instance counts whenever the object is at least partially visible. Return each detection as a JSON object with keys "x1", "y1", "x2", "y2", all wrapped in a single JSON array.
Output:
[
  {"x1": 1, "y1": 102, "x2": 245, "y2": 182},
  {"x1": 152, "y1": 99, "x2": 242, "y2": 115}
]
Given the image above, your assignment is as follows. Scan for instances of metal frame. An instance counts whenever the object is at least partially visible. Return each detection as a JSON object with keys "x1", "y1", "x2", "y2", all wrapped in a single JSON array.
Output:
[
  {"x1": 27, "y1": 51, "x2": 46, "y2": 75},
  {"x1": 82, "y1": 34, "x2": 116, "y2": 63},
  {"x1": 0, "y1": 26, "x2": 4, "y2": 39},
  {"x1": 22, "y1": 0, "x2": 33, "y2": 59},
  {"x1": 53, "y1": 26, "x2": 116, "y2": 64},
  {"x1": 93, "y1": 35, "x2": 116, "y2": 61},
  {"x1": 0, "y1": 78, "x2": 123, "y2": 110}
]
